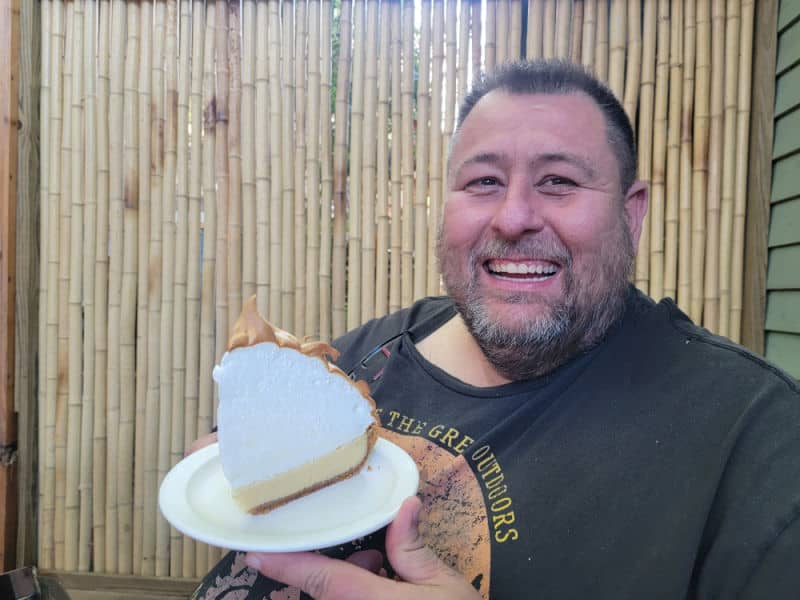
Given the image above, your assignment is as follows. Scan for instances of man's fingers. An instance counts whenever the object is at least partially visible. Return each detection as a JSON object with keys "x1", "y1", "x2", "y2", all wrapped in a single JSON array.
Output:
[
  {"x1": 385, "y1": 497, "x2": 455, "y2": 584},
  {"x1": 386, "y1": 497, "x2": 481, "y2": 598},
  {"x1": 345, "y1": 549, "x2": 384, "y2": 574},
  {"x1": 185, "y1": 432, "x2": 217, "y2": 457},
  {"x1": 246, "y1": 551, "x2": 403, "y2": 600}
]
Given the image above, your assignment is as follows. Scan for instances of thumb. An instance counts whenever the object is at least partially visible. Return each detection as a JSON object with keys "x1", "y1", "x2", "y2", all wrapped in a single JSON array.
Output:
[{"x1": 385, "y1": 496, "x2": 459, "y2": 586}]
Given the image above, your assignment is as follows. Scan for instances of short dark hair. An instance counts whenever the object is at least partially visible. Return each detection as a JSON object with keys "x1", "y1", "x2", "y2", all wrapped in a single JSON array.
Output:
[{"x1": 454, "y1": 60, "x2": 637, "y2": 194}]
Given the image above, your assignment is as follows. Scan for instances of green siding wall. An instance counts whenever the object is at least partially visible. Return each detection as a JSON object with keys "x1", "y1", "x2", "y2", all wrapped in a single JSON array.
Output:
[{"x1": 767, "y1": 2, "x2": 800, "y2": 377}]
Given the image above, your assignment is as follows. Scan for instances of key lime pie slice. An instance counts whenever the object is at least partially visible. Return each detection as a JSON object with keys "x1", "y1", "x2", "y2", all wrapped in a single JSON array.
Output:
[{"x1": 213, "y1": 297, "x2": 379, "y2": 514}]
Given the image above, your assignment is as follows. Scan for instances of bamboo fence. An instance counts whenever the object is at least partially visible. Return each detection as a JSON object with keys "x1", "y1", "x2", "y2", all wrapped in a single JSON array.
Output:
[{"x1": 33, "y1": 0, "x2": 756, "y2": 578}]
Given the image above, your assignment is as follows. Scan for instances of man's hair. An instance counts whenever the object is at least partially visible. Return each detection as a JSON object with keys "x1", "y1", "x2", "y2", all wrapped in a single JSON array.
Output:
[{"x1": 453, "y1": 60, "x2": 637, "y2": 194}]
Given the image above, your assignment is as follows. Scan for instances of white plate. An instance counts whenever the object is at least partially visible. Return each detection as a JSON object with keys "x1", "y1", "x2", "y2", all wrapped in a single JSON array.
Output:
[{"x1": 159, "y1": 438, "x2": 419, "y2": 552}]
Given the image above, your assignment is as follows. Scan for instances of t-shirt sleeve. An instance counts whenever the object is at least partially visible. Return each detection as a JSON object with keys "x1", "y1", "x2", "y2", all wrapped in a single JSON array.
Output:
[
  {"x1": 692, "y1": 370, "x2": 800, "y2": 598},
  {"x1": 738, "y1": 515, "x2": 800, "y2": 598}
]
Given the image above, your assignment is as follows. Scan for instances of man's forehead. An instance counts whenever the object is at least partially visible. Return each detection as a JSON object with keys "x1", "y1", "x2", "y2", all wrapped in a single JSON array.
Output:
[
  {"x1": 452, "y1": 91, "x2": 607, "y2": 160},
  {"x1": 465, "y1": 89, "x2": 601, "y2": 121}
]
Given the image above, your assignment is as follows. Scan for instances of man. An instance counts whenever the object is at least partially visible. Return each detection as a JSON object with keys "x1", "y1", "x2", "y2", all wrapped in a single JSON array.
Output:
[{"x1": 193, "y1": 60, "x2": 800, "y2": 599}]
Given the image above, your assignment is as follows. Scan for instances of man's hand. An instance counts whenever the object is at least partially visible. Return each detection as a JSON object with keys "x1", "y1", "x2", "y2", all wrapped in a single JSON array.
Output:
[
  {"x1": 185, "y1": 431, "x2": 217, "y2": 457},
  {"x1": 244, "y1": 496, "x2": 482, "y2": 599}
]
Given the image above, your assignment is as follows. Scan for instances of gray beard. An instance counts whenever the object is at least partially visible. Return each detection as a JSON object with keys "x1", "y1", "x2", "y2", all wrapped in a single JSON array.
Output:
[{"x1": 440, "y1": 228, "x2": 634, "y2": 381}]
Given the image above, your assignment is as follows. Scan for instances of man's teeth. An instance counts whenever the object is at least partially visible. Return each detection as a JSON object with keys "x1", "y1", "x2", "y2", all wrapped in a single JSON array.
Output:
[{"x1": 488, "y1": 261, "x2": 558, "y2": 275}]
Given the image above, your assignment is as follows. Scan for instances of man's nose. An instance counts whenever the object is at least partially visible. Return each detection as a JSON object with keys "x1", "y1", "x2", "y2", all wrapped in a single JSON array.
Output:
[{"x1": 490, "y1": 179, "x2": 546, "y2": 238}]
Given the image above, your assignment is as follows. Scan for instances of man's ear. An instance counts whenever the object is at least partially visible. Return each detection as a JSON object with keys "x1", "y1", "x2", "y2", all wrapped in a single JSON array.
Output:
[{"x1": 623, "y1": 181, "x2": 649, "y2": 254}]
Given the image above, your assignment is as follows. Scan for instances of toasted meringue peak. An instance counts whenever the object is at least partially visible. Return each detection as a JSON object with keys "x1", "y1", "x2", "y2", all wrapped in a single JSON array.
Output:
[
  {"x1": 227, "y1": 295, "x2": 342, "y2": 367},
  {"x1": 227, "y1": 295, "x2": 278, "y2": 351}
]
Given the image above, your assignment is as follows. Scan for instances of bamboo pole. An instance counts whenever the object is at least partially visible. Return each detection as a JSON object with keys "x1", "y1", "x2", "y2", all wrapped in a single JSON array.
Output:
[
  {"x1": 509, "y1": 0, "x2": 522, "y2": 60},
  {"x1": 119, "y1": 0, "x2": 141, "y2": 574},
  {"x1": 198, "y1": 3, "x2": 217, "y2": 573},
  {"x1": 485, "y1": 0, "x2": 496, "y2": 70},
  {"x1": 78, "y1": 0, "x2": 96, "y2": 571},
  {"x1": 543, "y1": 0, "x2": 555, "y2": 59},
  {"x1": 332, "y1": 0, "x2": 352, "y2": 337},
  {"x1": 37, "y1": 0, "x2": 51, "y2": 569},
  {"x1": 678, "y1": 0, "x2": 696, "y2": 311},
  {"x1": 159, "y1": 0, "x2": 179, "y2": 576},
  {"x1": 306, "y1": 0, "x2": 322, "y2": 335},
  {"x1": 718, "y1": 0, "x2": 741, "y2": 338},
  {"x1": 703, "y1": 0, "x2": 725, "y2": 331},
  {"x1": 135, "y1": 0, "x2": 153, "y2": 574},
  {"x1": 622, "y1": 0, "x2": 641, "y2": 124},
  {"x1": 173, "y1": 0, "x2": 193, "y2": 577},
  {"x1": 582, "y1": 0, "x2": 596, "y2": 70},
  {"x1": 457, "y1": 0, "x2": 469, "y2": 105},
  {"x1": 389, "y1": 0, "x2": 403, "y2": 313},
  {"x1": 294, "y1": 0, "x2": 307, "y2": 334},
  {"x1": 228, "y1": 0, "x2": 243, "y2": 330},
  {"x1": 664, "y1": 0, "x2": 683, "y2": 301},
  {"x1": 280, "y1": 2, "x2": 295, "y2": 331},
  {"x1": 495, "y1": 0, "x2": 508, "y2": 65},
  {"x1": 319, "y1": 0, "x2": 333, "y2": 340},
  {"x1": 555, "y1": 0, "x2": 571, "y2": 59},
  {"x1": 375, "y1": 0, "x2": 391, "y2": 318},
  {"x1": 348, "y1": 0, "x2": 365, "y2": 328},
  {"x1": 64, "y1": 0, "x2": 83, "y2": 571},
  {"x1": 649, "y1": 0, "x2": 669, "y2": 301},
  {"x1": 241, "y1": 0, "x2": 256, "y2": 305},
  {"x1": 608, "y1": 0, "x2": 626, "y2": 98},
  {"x1": 184, "y1": 0, "x2": 205, "y2": 577},
  {"x1": 255, "y1": 0, "x2": 270, "y2": 317},
  {"x1": 730, "y1": 0, "x2": 755, "y2": 341},
  {"x1": 400, "y1": 0, "x2": 414, "y2": 308},
  {"x1": 428, "y1": 0, "x2": 444, "y2": 296},
  {"x1": 527, "y1": 0, "x2": 543, "y2": 59},
  {"x1": 54, "y1": 1, "x2": 73, "y2": 570},
  {"x1": 444, "y1": 0, "x2": 458, "y2": 244},
  {"x1": 268, "y1": 0, "x2": 282, "y2": 325},
  {"x1": 594, "y1": 0, "x2": 608, "y2": 82},
  {"x1": 361, "y1": 0, "x2": 378, "y2": 323},
  {"x1": 691, "y1": 0, "x2": 710, "y2": 322},
  {"x1": 570, "y1": 0, "x2": 584, "y2": 63},
  {"x1": 92, "y1": 0, "x2": 111, "y2": 573},
  {"x1": 471, "y1": 0, "x2": 481, "y2": 81},
  {"x1": 635, "y1": 0, "x2": 656, "y2": 297},
  {"x1": 414, "y1": 0, "x2": 431, "y2": 300},
  {"x1": 150, "y1": 0, "x2": 170, "y2": 577},
  {"x1": 105, "y1": 0, "x2": 126, "y2": 573},
  {"x1": 215, "y1": 0, "x2": 230, "y2": 399}
]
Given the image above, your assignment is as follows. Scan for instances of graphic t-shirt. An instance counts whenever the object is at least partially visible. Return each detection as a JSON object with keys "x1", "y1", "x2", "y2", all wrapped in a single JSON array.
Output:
[{"x1": 194, "y1": 288, "x2": 800, "y2": 599}]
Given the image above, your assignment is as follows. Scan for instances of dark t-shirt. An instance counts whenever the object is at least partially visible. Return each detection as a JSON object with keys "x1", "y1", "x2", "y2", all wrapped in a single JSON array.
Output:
[{"x1": 194, "y1": 287, "x2": 800, "y2": 599}]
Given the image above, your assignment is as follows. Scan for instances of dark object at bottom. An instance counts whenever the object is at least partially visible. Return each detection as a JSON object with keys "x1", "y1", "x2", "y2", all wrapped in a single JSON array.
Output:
[{"x1": 0, "y1": 566, "x2": 41, "y2": 600}]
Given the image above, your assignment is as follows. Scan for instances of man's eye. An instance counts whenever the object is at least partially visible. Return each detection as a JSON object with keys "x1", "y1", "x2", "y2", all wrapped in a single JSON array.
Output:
[
  {"x1": 467, "y1": 176, "x2": 500, "y2": 187},
  {"x1": 540, "y1": 175, "x2": 576, "y2": 187}
]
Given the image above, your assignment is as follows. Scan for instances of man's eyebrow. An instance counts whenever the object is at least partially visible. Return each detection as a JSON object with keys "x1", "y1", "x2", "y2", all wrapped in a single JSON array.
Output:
[
  {"x1": 458, "y1": 152, "x2": 506, "y2": 169},
  {"x1": 534, "y1": 152, "x2": 596, "y2": 177},
  {"x1": 451, "y1": 152, "x2": 507, "y2": 178}
]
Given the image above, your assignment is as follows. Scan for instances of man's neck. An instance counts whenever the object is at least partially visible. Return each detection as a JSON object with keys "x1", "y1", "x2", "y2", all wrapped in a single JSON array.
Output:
[{"x1": 415, "y1": 314, "x2": 512, "y2": 387}]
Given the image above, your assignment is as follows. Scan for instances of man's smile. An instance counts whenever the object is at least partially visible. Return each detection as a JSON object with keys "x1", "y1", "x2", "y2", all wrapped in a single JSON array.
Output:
[{"x1": 484, "y1": 259, "x2": 560, "y2": 282}]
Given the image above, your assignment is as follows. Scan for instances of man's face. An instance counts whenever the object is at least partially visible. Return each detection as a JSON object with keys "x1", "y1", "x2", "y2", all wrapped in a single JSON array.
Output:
[{"x1": 439, "y1": 91, "x2": 647, "y2": 379}]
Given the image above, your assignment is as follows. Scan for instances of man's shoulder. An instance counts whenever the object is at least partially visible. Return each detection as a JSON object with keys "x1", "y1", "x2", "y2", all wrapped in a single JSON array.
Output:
[{"x1": 626, "y1": 288, "x2": 800, "y2": 397}]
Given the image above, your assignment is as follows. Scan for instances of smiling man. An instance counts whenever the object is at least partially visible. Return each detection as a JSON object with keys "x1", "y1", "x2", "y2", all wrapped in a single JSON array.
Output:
[{"x1": 195, "y1": 61, "x2": 800, "y2": 600}]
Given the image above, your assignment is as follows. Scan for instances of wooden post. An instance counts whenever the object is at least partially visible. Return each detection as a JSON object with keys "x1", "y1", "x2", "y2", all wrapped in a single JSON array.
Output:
[
  {"x1": 741, "y1": 0, "x2": 777, "y2": 353},
  {"x1": 0, "y1": 0, "x2": 20, "y2": 572},
  {"x1": 16, "y1": 0, "x2": 39, "y2": 570}
]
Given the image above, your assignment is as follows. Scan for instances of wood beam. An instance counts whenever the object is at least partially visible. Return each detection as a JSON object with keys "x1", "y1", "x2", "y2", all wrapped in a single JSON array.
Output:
[
  {"x1": 742, "y1": 0, "x2": 778, "y2": 354},
  {"x1": 0, "y1": 0, "x2": 21, "y2": 573}
]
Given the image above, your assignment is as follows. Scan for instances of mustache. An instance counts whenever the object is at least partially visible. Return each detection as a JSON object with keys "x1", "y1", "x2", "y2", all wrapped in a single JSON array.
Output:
[{"x1": 468, "y1": 235, "x2": 573, "y2": 268}]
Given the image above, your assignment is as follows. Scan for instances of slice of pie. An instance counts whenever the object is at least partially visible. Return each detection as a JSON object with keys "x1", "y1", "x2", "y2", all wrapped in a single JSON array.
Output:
[{"x1": 213, "y1": 296, "x2": 379, "y2": 514}]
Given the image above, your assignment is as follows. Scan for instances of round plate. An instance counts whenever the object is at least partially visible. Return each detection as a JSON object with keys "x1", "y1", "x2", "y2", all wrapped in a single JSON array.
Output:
[{"x1": 158, "y1": 438, "x2": 419, "y2": 552}]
